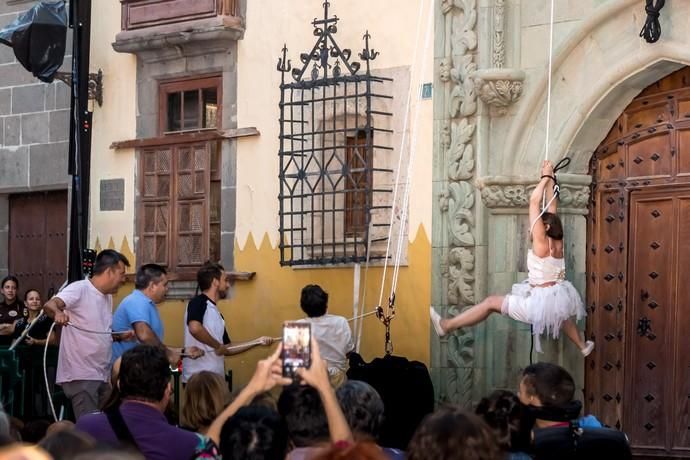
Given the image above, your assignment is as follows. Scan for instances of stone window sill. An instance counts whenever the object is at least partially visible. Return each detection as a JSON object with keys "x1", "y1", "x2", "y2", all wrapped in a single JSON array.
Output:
[{"x1": 113, "y1": 16, "x2": 244, "y2": 54}]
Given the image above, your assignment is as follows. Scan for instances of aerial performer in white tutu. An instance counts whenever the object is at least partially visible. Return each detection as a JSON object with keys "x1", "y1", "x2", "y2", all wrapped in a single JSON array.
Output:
[{"x1": 430, "y1": 160, "x2": 595, "y2": 356}]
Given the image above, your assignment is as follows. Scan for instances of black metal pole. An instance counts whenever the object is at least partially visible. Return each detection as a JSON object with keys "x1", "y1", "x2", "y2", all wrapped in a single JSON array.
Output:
[{"x1": 67, "y1": 0, "x2": 93, "y2": 283}]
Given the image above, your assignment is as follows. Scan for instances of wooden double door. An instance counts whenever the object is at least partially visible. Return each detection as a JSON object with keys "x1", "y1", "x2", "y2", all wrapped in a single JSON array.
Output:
[
  {"x1": 587, "y1": 67, "x2": 690, "y2": 458},
  {"x1": 8, "y1": 191, "x2": 68, "y2": 302}
]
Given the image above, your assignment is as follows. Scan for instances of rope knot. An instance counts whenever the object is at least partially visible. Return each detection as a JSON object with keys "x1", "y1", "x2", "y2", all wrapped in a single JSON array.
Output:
[{"x1": 644, "y1": 6, "x2": 660, "y2": 18}]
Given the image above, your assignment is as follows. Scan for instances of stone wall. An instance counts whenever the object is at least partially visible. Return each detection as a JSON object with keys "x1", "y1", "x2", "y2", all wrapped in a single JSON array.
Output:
[
  {"x1": 0, "y1": 0, "x2": 72, "y2": 277},
  {"x1": 432, "y1": 0, "x2": 690, "y2": 405}
]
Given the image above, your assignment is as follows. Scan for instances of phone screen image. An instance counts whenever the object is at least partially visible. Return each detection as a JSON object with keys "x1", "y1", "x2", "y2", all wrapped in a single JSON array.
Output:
[{"x1": 282, "y1": 321, "x2": 311, "y2": 378}]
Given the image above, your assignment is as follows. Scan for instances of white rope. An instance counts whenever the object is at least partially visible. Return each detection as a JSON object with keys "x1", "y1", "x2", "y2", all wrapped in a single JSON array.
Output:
[
  {"x1": 376, "y1": 0, "x2": 427, "y2": 309},
  {"x1": 348, "y1": 310, "x2": 378, "y2": 323},
  {"x1": 67, "y1": 322, "x2": 132, "y2": 335},
  {"x1": 389, "y1": 0, "x2": 434, "y2": 303},
  {"x1": 44, "y1": 322, "x2": 58, "y2": 422},
  {"x1": 544, "y1": 0, "x2": 555, "y2": 163},
  {"x1": 355, "y1": 227, "x2": 373, "y2": 352},
  {"x1": 537, "y1": 0, "x2": 557, "y2": 222},
  {"x1": 352, "y1": 263, "x2": 361, "y2": 345}
]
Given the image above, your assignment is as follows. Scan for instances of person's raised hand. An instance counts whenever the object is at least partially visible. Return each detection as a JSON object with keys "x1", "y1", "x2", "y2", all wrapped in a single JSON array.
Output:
[
  {"x1": 246, "y1": 344, "x2": 292, "y2": 394},
  {"x1": 296, "y1": 338, "x2": 330, "y2": 393},
  {"x1": 259, "y1": 336, "x2": 273, "y2": 346},
  {"x1": 541, "y1": 160, "x2": 554, "y2": 177}
]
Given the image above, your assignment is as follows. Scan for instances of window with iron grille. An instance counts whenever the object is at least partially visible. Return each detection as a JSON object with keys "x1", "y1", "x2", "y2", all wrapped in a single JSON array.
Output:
[
  {"x1": 277, "y1": 2, "x2": 394, "y2": 267},
  {"x1": 138, "y1": 76, "x2": 222, "y2": 277}
]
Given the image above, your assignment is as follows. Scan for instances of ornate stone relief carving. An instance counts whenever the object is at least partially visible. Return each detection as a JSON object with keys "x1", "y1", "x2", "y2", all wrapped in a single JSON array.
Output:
[
  {"x1": 492, "y1": 0, "x2": 505, "y2": 68},
  {"x1": 477, "y1": 175, "x2": 591, "y2": 209},
  {"x1": 437, "y1": 0, "x2": 478, "y2": 407},
  {"x1": 473, "y1": 0, "x2": 525, "y2": 115},
  {"x1": 473, "y1": 68, "x2": 525, "y2": 115}
]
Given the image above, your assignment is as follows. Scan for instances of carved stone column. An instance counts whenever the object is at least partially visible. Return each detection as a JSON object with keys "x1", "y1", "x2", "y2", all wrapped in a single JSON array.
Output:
[{"x1": 432, "y1": 0, "x2": 479, "y2": 407}]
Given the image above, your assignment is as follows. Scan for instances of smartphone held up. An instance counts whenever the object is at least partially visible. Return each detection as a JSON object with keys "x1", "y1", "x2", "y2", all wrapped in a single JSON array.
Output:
[{"x1": 282, "y1": 321, "x2": 311, "y2": 379}]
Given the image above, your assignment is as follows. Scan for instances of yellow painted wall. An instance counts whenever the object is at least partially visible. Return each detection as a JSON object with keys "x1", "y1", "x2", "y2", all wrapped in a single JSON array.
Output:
[
  {"x1": 88, "y1": 0, "x2": 138, "y2": 268},
  {"x1": 113, "y1": 225, "x2": 430, "y2": 389}
]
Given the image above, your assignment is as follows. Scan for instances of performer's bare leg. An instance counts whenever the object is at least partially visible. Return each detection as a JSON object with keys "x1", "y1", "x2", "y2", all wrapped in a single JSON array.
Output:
[
  {"x1": 561, "y1": 319, "x2": 595, "y2": 356},
  {"x1": 430, "y1": 296, "x2": 504, "y2": 337}
]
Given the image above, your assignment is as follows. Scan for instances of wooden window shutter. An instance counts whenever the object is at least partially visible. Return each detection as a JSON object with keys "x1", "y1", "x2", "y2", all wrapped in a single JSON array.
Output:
[
  {"x1": 345, "y1": 132, "x2": 370, "y2": 237},
  {"x1": 175, "y1": 143, "x2": 210, "y2": 267},
  {"x1": 140, "y1": 148, "x2": 172, "y2": 266}
]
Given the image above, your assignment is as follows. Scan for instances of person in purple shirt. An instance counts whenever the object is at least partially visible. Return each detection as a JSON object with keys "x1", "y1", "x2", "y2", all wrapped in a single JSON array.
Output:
[{"x1": 76, "y1": 344, "x2": 218, "y2": 460}]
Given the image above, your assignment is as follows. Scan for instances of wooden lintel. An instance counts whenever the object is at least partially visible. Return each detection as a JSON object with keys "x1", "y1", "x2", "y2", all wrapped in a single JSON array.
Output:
[{"x1": 110, "y1": 127, "x2": 260, "y2": 150}]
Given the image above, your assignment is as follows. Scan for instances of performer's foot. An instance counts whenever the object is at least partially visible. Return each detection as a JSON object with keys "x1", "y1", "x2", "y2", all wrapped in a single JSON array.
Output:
[
  {"x1": 430, "y1": 307, "x2": 446, "y2": 337},
  {"x1": 581, "y1": 340, "x2": 595, "y2": 357}
]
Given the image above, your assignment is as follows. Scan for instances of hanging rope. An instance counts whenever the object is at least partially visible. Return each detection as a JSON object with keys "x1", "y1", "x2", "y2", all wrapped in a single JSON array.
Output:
[
  {"x1": 376, "y1": 0, "x2": 427, "y2": 312},
  {"x1": 639, "y1": 0, "x2": 665, "y2": 44},
  {"x1": 543, "y1": 0, "x2": 555, "y2": 164},
  {"x1": 373, "y1": 0, "x2": 434, "y2": 355}
]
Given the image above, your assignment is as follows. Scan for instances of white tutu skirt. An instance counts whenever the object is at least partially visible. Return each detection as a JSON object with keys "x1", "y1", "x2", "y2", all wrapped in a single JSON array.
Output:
[{"x1": 501, "y1": 280, "x2": 585, "y2": 352}]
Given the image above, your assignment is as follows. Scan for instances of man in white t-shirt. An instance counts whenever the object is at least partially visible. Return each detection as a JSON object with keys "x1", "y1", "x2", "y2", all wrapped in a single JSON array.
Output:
[
  {"x1": 298, "y1": 284, "x2": 354, "y2": 387},
  {"x1": 182, "y1": 262, "x2": 272, "y2": 384},
  {"x1": 43, "y1": 249, "x2": 134, "y2": 419}
]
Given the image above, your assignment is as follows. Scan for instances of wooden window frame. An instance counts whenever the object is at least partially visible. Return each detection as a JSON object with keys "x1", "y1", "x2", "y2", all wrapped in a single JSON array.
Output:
[
  {"x1": 138, "y1": 141, "x2": 222, "y2": 279},
  {"x1": 159, "y1": 75, "x2": 223, "y2": 136},
  {"x1": 344, "y1": 131, "x2": 372, "y2": 238},
  {"x1": 137, "y1": 75, "x2": 224, "y2": 280}
]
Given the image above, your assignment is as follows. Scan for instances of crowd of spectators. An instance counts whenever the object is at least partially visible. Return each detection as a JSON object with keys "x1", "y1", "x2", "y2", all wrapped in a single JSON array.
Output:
[{"x1": 0, "y1": 250, "x2": 631, "y2": 459}]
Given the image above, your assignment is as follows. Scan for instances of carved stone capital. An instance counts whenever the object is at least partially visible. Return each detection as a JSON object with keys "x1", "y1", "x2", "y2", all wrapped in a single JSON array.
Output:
[
  {"x1": 477, "y1": 174, "x2": 591, "y2": 211},
  {"x1": 472, "y1": 68, "x2": 525, "y2": 115}
]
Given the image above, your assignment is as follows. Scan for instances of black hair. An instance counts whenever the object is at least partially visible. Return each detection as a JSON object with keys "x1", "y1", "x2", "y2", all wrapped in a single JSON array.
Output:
[
  {"x1": 277, "y1": 384, "x2": 329, "y2": 447},
  {"x1": 39, "y1": 429, "x2": 97, "y2": 460},
  {"x1": 522, "y1": 362, "x2": 575, "y2": 408},
  {"x1": 24, "y1": 288, "x2": 41, "y2": 301},
  {"x1": 336, "y1": 380, "x2": 384, "y2": 440},
  {"x1": 300, "y1": 284, "x2": 328, "y2": 318},
  {"x1": 197, "y1": 261, "x2": 225, "y2": 292},
  {"x1": 475, "y1": 390, "x2": 530, "y2": 453},
  {"x1": 20, "y1": 418, "x2": 51, "y2": 443},
  {"x1": 540, "y1": 212, "x2": 564, "y2": 240},
  {"x1": 219, "y1": 405, "x2": 289, "y2": 460},
  {"x1": 118, "y1": 345, "x2": 170, "y2": 403},
  {"x1": 134, "y1": 264, "x2": 167, "y2": 290},
  {"x1": 1, "y1": 275, "x2": 18, "y2": 290},
  {"x1": 92, "y1": 250, "x2": 131, "y2": 276},
  {"x1": 407, "y1": 405, "x2": 502, "y2": 460}
]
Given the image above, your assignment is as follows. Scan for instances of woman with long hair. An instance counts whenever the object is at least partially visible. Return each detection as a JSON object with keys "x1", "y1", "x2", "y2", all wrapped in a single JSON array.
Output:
[
  {"x1": 14, "y1": 289, "x2": 56, "y2": 346},
  {"x1": 431, "y1": 160, "x2": 594, "y2": 355}
]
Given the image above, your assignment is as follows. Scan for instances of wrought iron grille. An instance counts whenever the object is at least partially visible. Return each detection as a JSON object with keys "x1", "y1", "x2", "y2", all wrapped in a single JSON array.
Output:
[{"x1": 277, "y1": 1, "x2": 394, "y2": 266}]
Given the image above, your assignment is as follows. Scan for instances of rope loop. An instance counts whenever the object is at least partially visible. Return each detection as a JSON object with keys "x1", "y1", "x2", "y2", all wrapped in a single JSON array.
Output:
[{"x1": 639, "y1": 0, "x2": 665, "y2": 44}]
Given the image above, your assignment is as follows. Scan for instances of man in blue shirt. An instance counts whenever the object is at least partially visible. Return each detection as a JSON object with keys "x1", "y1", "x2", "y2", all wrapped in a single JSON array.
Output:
[{"x1": 112, "y1": 264, "x2": 202, "y2": 363}]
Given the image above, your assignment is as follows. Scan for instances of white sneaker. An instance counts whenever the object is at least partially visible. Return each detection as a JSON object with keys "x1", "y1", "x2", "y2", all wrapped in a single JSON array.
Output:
[
  {"x1": 581, "y1": 340, "x2": 595, "y2": 357},
  {"x1": 430, "y1": 307, "x2": 446, "y2": 337}
]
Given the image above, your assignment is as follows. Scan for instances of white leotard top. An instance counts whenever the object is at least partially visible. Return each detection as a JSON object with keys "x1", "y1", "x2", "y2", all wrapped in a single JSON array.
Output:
[{"x1": 527, "y1": 250, "x2": 566, "y2": 285}]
